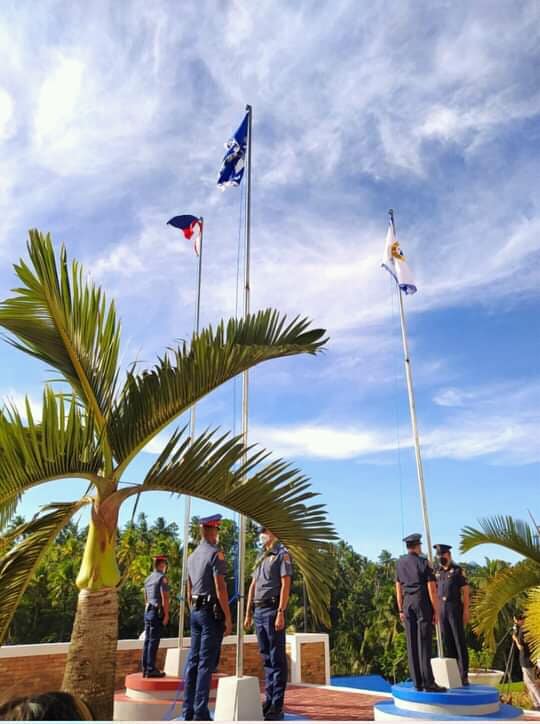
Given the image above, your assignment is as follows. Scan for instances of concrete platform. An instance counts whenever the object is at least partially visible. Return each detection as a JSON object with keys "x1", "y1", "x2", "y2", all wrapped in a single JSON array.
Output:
[{"x1": 373, "y1": 682, "x2": 523, "y2": 720}]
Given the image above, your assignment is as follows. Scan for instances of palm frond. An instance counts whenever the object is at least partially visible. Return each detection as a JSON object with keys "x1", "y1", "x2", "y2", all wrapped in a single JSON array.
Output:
[
  {"x1": 0, "y1": 499, "x2": 90, "y2": 643},
  {"x1": 524, "y1": 587, "x2": 540, "y2": 662},
  {"x1": 111, "y1": 427, "x2": 337, "y2": 626},
  {"x1": 461, "y1": 516, "x2": 540, "y2": 564},
  {"x1": 470, "y1": 560, "x2": 540, "y2": 648},
  {"x1": 0, "y1": 388, "x2": 103, "y2": 525},
  {"x1": 0, "y1": 230, "x2": 120, "y2": 436},
  {"x1": 109, "y1": 310, "x2": 326, "y2": 472}
]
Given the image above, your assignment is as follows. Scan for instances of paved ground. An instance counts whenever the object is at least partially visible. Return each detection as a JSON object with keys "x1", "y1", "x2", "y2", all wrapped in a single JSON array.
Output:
[{"x1": 284, "y1": 685, "x2": 384, "y2": 720}]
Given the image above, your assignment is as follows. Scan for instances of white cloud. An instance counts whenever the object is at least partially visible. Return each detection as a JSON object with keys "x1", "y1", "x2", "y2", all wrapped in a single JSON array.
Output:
[
  {"x1": 0, "y1": 88, "x2": 15, "y2": 140},
  {"x1": 253, "y1": 379, "x2": 540, "y2": 464}
]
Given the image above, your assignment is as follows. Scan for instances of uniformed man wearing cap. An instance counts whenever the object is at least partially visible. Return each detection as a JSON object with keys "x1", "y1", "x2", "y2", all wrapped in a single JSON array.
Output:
[
  {"x1": 434, "y1": 544, "x2": 470, "y2": 686},
  {"x1": 142, "y1": 554, "x2": 170, "y2": 678},
  {"x1": 395, "y1": 533, "x2": 446, "y2": 693},
  {"x1": 244, "y1": 526, "x2": 293, "y2": 722},
  {"x1": 182, "y1": 515, "x2": 233, "y2": 722}
]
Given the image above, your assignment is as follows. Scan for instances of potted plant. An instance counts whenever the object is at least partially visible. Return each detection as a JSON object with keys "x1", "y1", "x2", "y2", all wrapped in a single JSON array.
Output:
[{"x1": 468, "y1": 647, "x2": 504, "y2": 686}]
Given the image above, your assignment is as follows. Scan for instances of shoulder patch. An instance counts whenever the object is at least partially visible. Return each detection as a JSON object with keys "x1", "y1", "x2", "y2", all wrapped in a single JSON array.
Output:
[
  {"x1": 283, "y1": 553, "x2": 291, "y2": 563},
  {"x1": 217, "y1": 551, "x2": 225, "y2": 560},
  {"x1": 162, "y1": 576, "x2": 168, "y2": 584}
]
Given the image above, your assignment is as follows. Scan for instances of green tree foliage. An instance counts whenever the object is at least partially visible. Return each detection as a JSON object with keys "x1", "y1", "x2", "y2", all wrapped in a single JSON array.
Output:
[{"x1": 6, "y1": 514, "x2": 508, "y2": 685}]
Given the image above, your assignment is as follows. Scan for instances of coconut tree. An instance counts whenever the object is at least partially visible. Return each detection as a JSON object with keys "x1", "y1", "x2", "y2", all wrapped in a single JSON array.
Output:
[
  {"x1": 461, "y1": 515, "x2": 540, "y2": 663},
  {"x1": 0, "y1": 230, "x2": 337, "y2": 718}
]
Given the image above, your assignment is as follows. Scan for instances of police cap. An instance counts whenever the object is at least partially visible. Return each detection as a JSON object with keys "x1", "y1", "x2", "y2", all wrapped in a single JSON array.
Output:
[
  {"x1": 434, "y1": 543, "x2": 452, "y2": 554},
  {"x1": 199, "y1": 514, "x2": 222, "y2": 528},
  {"x1": 403, "y1": 533, "x2": 422, "y2": 547},
  {"x1": 152, "y1": 554, "x2": 168, "y2": 564},
  {"x1": 255, "y1": 523, "x2": 268, "y2": 534}
]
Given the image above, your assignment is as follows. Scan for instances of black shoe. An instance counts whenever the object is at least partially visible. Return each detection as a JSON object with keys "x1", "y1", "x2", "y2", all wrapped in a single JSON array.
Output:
[
  {"x1": 265, "y1": 708, "x2": 284, "y2": 721},
  {"x1": 424, "y1": 684, "x2": 447, "y2": 693},
  {"x1": 462, "y1": 678, "x2": 470, "y2": 687},
  {"x1": 146, "y1": 669, "x2": 166, "y2": 678},
  {"x1": 415, "y1": 686, "x2": 424, "y2": 692}
]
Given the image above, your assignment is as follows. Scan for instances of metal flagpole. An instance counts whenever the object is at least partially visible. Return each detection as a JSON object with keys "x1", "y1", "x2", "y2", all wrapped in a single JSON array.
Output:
[
  {"x1": 177, "y1": 219, "x2": 204, "y2": 676},
  {"x1": 235, "y1": 104, "x2": 253, "y2": 679},
  {"x1": 389, "y1": 208, "x2": 444, "y2": 659}
]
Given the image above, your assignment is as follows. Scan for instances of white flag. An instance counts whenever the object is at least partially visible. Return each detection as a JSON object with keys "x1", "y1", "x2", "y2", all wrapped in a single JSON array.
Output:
[{"x1": 381, "y1": 221, "x2": 417, "y2": 295}]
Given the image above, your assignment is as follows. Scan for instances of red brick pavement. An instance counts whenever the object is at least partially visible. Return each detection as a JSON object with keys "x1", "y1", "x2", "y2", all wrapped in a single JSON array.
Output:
[{"x1": 284, "y1": 685, "x2": 384, "y2": 720}]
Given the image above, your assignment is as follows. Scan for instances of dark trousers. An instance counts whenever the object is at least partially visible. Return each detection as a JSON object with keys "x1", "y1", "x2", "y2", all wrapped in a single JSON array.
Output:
[
  {"x1": 254, "y1": 606, "x2": 287, "y2": 712},
  {"x1": 403, "y1": 593, "x2": 435, "y2": 689},
  {"x1": 142, "y1": 608, "x2": 162, "y2": 674},
  {"x1": 441, "y1": 603, "x2": 469, "y2": 681},
  {"x1": 182, "y1": 608, "x2": 224, "y2": 721}
]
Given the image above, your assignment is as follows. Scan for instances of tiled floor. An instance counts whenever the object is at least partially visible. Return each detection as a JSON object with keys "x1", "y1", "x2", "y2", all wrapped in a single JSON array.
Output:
[{"x1": 284, "y1": 685, "x2": 384, "y2": 721}]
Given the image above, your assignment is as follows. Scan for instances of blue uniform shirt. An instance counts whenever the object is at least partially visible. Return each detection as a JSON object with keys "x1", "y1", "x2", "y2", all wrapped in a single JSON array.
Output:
[
  {"x1": 188, "y1": 540, "x2": 227, "y2": 596},
  {"x1": 436, "y1": 563, "x2": 468, "y2": 603},
  {"x1": 396, "y1": 552, "x2": 436, "y2": 595},
  {"x1": 253, "y1": 543, "x2": 293, "y2": 600},
  {"x1": 144, "y1": 571, "x2": 169, "y2": 605}
]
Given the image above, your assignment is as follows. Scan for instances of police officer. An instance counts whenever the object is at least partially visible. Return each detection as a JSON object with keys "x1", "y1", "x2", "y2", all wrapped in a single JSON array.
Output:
[
  {"x1": 142, "y1": 554, "x2": 170, "y2": 678},
  {"x1": 182, "y1": 515, "x2": 232, "y2": 722},
  {"x1": 434, "y1": 544, "x2": 470, "y2": 686},
  {"x1": 244, "y1": 526, "x2": 293, "y2": 722},
  {"x1": 395, "y1": 533, "x2": 446, "y2": 693}
]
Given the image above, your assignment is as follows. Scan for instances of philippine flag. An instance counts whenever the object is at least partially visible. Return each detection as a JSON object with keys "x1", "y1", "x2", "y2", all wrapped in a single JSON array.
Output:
[
  {"x1": 381, "y1": 221, "x2": 417, "y2": 295},
  {"x1": 167, "y1": 215, "x2": 203, "y2": 255}
]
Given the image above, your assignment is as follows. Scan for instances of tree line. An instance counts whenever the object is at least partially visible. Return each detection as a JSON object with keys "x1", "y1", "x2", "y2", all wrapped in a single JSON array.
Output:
[{"x1": 4, "y1": 513, "x2": 517, "y2": 683}]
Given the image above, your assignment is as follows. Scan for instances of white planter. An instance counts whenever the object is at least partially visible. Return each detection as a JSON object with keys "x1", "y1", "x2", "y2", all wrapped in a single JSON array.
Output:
[{"x1": 468, "y1": 669, "x2": 504, "y2": 686}]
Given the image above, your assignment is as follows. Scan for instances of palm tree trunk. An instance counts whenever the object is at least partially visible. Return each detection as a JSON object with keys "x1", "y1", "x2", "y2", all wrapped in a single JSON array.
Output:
[
  {"x1": 63, "y1": 587, "x2": 118, "y2": 720},
  {"x1": 63, "y1": 502, "x2": 121, "y2": 719}
]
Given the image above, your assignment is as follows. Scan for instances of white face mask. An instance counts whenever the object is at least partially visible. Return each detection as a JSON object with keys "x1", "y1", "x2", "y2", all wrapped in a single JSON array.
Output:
[{"x1": 259, "y1": 533, "x2": 271, "y2": 547}]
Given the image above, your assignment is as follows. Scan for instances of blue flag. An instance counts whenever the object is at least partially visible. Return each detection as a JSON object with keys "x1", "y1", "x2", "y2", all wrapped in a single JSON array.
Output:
[{"x1": 217, "y1": 112, "x2": 248, "y2": 189}]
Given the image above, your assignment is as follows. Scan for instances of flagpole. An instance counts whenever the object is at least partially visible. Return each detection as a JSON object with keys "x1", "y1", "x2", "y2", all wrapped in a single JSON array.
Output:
[
  {"x1": 235, "y1": 105, "x2": 252, "y2": 679},
  {"x1": 389, "y1": 209, "x2": 444, "y2": 659},
  {"x1": 177, "y1": 219, "x2": 204, "y2": 676}
]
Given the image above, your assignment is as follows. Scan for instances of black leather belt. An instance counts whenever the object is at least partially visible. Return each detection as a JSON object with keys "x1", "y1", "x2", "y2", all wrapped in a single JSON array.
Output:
[
  {"x1": 192, "y1": 595, "x2": 216, "y2": 608},
  {"x1": 254, "y1": 597, "x2": 278, "y2": 609}
]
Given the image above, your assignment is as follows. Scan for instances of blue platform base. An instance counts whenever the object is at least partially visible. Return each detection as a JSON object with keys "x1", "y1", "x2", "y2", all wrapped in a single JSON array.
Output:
[
  {"x1": 374, "y1": 682, "x2": 522, "y2": 720},
  {"x1": 374, "y1": 700, "x2": 523, "y2": 720}
]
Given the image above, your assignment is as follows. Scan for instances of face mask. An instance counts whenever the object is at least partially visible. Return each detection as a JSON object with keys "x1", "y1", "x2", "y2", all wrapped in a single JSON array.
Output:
[{"x1": 259, "y1": 533, "x2": 271, "y2": 547}]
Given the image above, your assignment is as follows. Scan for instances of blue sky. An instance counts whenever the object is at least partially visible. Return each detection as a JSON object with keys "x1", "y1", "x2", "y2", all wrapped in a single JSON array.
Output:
[{"x1": 1, "y1": 1, "x2": 539, "y2": 565}]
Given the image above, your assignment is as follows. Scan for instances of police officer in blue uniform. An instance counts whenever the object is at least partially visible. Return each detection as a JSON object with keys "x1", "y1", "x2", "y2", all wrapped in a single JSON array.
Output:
[
  {"x1": 434, "y1": 544, "x2": 470, "y2": 686},
  {"x1": 395, "y1": 533, "x2": 446, "y2": 693},
  {"x1": 182, "y1": 515, "x2": 232, "y2": 722},
  {"x1": 142, "y1": 554, "x2": 170, "y2": 678},
  {"x1": 244, "y1": 525, "x2": 293, "y2": 722}
]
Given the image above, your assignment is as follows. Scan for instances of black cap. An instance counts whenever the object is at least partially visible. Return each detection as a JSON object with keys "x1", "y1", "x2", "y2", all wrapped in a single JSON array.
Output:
[
  {"x1": 403, "y1": 533, "x2": 422, "y2": 546},
  {"x1": 255, "y1": 524, "x2": 268, "y2": 534},
  {"x1": 434, "y1": 544, "x2": 452, "y2": 555}
]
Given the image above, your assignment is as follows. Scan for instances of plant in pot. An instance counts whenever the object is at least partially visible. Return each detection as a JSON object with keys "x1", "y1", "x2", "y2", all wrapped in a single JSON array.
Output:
[{"x1": 468, "y1": 647, "x2": 504, "y2": 686}]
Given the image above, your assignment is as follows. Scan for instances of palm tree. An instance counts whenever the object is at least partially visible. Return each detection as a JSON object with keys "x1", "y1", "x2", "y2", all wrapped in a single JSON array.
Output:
[
  {"x1": 461, "y1": 516, "x2": 540, "y2": 663},
  {"x1": 0, "y1": 230, "x2": 337, "y2": 718}
]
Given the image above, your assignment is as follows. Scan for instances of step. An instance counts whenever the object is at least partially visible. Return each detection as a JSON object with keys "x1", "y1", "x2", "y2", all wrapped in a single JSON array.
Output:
[
  {"x1": 114, "y1": 691, "x2": 183, "y2": 721},
  {"x1": 124, "y1": 671, "x2": 221, "y2": 699},
  {"x1": 374, "y1": 700, "x2": 522, "y2": 721},
  {"x1": 391, "y1": 682, "x2": 504, "y2": 717}
]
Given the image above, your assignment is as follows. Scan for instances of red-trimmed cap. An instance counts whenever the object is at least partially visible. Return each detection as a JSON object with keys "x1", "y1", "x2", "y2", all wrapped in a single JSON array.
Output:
[
  {"x1": 199, "y1": 514, "x2": 222, "y2": 528},
  {"x1": 153, "y1": 554, "x2": 168, "y2": 563}
]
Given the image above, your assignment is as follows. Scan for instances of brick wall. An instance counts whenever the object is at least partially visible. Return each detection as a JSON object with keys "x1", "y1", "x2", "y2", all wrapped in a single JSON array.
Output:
[
  {"x1": 0, "y1": 634, "x2": 328, "y2": 704},
  {"x1": 0, "y1": 642, "x2": 287, "y2": 703},
  {"x1": 300, "y1": 641, "x2": 326, "y2": 685}
]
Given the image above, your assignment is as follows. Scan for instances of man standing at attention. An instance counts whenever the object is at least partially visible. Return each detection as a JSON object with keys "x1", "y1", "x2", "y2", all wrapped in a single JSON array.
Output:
[
  {"x1": 244, "y1": 525, "x2": 293, "y2": 722},
  {"x1": 182, "y1": 515, "x2": 232, "y2": 722},
  {"x1": 396, "y1": 533, "x2": 446, "y2": 693},
  {"x1": 142, "y1": 554, "x2": 170, "y2": 678},
  {"x1": 434, "y1": 543, "x2": 470, "y2": 686}
]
